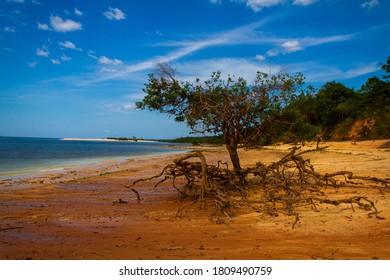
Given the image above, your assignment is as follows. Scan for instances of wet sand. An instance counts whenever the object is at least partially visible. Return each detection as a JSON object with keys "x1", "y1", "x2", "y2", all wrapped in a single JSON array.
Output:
[{"x1": 0, "y1": 140, "x2": 389, "y2": 260}]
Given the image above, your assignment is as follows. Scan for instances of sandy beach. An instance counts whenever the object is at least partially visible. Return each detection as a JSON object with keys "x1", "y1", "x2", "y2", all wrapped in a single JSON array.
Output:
[{"x1": 0, "y1": 139, "x2": 389, "y2": 260}]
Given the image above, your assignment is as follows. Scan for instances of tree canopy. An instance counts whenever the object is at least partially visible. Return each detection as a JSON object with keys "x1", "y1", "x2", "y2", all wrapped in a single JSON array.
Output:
[{"x1": 137, "y1": 63, "x2": 305, "y2": 172}]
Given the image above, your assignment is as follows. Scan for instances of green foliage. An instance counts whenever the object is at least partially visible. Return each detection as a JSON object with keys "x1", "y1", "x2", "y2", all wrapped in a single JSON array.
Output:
[
  {"x1": 281, "y1": 57, "x2": 390, "y2": 141},
  {"x1": 161, "y1": 135, "x2": 225, "y2": 145},
  {"x1": 381, "y1": 56, "x2": 390, "y2": 80},
  {"x1": 313, "y1": 81, "x2": 358, "y2": 130}
]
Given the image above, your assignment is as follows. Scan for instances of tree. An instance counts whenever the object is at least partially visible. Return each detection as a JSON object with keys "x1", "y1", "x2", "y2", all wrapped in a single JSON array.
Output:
[
  {"x1": 137, "y1": 63, "x2": 305, "y2": 172},
  {"x1": 381, "y1": 56, "x2": 390, "y2": 80},
  {"x1": 312, "y1": 81, "x2": 358, "y2": 134}
]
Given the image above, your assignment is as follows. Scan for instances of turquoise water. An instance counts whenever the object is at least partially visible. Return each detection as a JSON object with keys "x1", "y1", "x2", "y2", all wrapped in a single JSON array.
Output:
[{"x1": 0, "y1": 137, "x2": 185, "y2": 179}]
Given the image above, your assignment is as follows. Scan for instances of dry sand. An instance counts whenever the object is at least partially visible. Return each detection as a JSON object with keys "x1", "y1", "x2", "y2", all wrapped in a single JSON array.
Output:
[{"x1": 0, "y1": 140, "x2": 389, "y2": 260}]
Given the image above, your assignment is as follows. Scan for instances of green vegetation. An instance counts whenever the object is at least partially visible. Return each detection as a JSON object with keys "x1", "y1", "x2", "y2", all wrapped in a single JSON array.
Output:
[
  {"x1": 107, "y1": 137, "x2": 140, "y2": 142},
  {"x1": 160, "y1": 135, "x2": 225, "y2": 146},
  {"x1": 280, "y1": 57, "x2": 390, "y2": 141}
]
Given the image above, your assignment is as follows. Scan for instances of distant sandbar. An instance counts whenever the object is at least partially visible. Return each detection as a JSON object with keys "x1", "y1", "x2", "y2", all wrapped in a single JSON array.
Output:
[{"x1": 61, "y1": 138, "x2": 156, "y2": 143}]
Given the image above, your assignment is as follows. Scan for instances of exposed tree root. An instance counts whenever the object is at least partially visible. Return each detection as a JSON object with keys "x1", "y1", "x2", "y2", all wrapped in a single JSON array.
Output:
[
  {"x1": 123, "y1": 185, "x2": 141, "y2": 203},
  {"x1": 129, "y1": 147, "x2": 389, "y2": 224}
]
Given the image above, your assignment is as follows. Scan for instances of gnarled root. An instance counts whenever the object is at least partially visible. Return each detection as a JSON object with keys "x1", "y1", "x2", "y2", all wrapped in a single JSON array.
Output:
[{"x1": 129, "y1": 147, "x2": 388, "y2": 224}]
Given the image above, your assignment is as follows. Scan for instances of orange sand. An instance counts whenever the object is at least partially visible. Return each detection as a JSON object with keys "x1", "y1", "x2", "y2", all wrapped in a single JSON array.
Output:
[{"x1": 0, "y1": 140, "x2": 389, "y2": 260}]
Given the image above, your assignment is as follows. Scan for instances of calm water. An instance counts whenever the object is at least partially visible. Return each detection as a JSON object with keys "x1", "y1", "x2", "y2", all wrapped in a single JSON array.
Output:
[{"x1": 0, "y1": 137, "x2": 185, "y2": 179}]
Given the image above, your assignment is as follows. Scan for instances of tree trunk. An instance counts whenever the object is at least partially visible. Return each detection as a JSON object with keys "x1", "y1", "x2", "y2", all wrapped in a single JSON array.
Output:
[{"x1": 225, "y1": 137, "x2": 241, "y2": 173}]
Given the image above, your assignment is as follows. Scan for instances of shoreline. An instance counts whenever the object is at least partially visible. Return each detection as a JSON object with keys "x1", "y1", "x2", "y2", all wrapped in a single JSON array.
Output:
[{"x1": 0, "y1": 147, "x2": 193, "y2": 187}]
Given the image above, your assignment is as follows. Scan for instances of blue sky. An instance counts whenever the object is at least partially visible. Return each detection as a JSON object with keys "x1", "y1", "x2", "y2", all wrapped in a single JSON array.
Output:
[{"x1": 1, "y1": 0, "x2": 389, "y2": 139}]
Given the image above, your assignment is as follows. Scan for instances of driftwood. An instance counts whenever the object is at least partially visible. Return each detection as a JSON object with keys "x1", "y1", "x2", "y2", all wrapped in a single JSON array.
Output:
[{"x1": 130, "y1": 147, "x2": 389, "y2": 224}]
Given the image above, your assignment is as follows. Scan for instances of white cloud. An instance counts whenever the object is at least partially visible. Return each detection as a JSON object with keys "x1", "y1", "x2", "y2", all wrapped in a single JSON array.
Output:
[
  {"x1": 49, "y1": 15, "x2": 82, "y2": 32},
  {"x1": 282, "y1": 40, "x2": 303, "y2": 52},
  {"x1": 6, "y1": 0, "x2": 25, "y2": 3},
  {"x1": 36, "y1": 48, "x2": 49, "y2": 57},
  {"x1": 87, "y1": 50, "x2": 98, "y2": 60},
  {"x1": 58, "y1": 41, "x2": 81, "y2": 50},
  {"x1": 98, "y1": 56, "x2": 123, "y2": 65},
  {"x1": 60, "y1": 55, "x2": 72, "y2": 62},
  {"x1": 255, "y1": 54, "x2": 266, "y2": 60},
  {"x1": 51, "y1": 59, "x2": 61, "y2": 65},
  {"x1": 245, "y1": 0, "x2": 285, "y2": 12},
  {"x1": 104, "y1": 102, "x2": 135, "y2": 113},
  {"x1": 103, "y1": 7, "x2": 126, "y2": 20},
  {"x1": 37, "y1": 22, "x2": 50, "y2": 30},
  {"x1": 293, "y1": 0, "x2": 318, "y2": 6},
  {"x1": 361, "y1": 0, "x2": 379, "y2": 9},
  {"x1": 261, "y1": 34, "x2": 352, "y2": 58},
  {"x1": 74, "y1": 8, "x2": 83, "y2": 16},
  {"x1": 212, "y1": 0, "x2": 318, "y2": 11},
  {"x1": 101, "y1": 67, "x2": 118, "y2": 73}
]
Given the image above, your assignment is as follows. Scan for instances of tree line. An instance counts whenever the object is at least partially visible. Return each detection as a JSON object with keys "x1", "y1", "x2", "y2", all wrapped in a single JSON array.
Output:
[{"x1": 276, "y1": 57, "x2": 390, "y2": 144}]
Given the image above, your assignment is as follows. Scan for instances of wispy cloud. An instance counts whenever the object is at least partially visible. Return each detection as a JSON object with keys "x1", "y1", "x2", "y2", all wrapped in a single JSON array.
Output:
[
  {"x1": 255, "y1": 54, "x2": 266, "y2": 60},
  {"x1": 264, "y1": 34, "x2": 353, "y2": 57},
  {"x1": 103, "y1": 7, "x2": 126, "y2": 20},
  {"x1": 98, "y1": 56, "x2": 123, "y2": 65},
  {"x1": 91, "y1": 20, "x2": 270, "y2": 82},
  {"x1": 293, "y1": 0, "x2": 318, "y2": 6},
  {"x1": 60, "y1": 55, "x2": 72, "y2": 62},
  {"x1": 361, "y1": 0, "x2": 379, "y2": 9},
  {"x1": 3, "y1": 26, "x2": 16, "y2": 33},
  {"x1": 6, "y1": 0, "x2": 25, "y2": 3},
  {"x1": 74, "y1": 8, "x2": 83, "y2": 16},
  {"x1": 281, "y1": 40, "x2": 303, "y2": 52},
  {"x1": 36, "y1": 48, "x2": 49, "y2": 57},
  {"x1": 104, "y1": 102, "x2": 135, "y2": 113},
  {"x1": 88, "y1": 19, "x2": 355, "y2": 84},
  {"x1": 176, "y1": 57, "x2": 279, "y2": 82},
  {"x1": 49, "y1": 15, "x2": 82, "y2": 32},
  {"x1": 37, "y1": 22, "x2": 50, "y2": 30},
  {"x1": 211, "y1": 0, "x2": 318, "y2": 12},
  {"x1": 295, "y1": 62, "x2": 381, "y2": 83},
  {"x1": 59, "y1": 41, "x2": 82, "y2": 51},
  {"x1": 44, "y1": 19, "x2": 375, "y2": 90},
  {"x1": 100, "y1": 67, "x2": 118, "y2": 73},
  {"x1": 27, "y1": 60, "x2": 38, "y2": 68},
  {"x1": 344, "y1": 63, "x2": 380, "y2": 79},
  {"x1": 245, "y1": 0, "x2": 285, "y2": 12},
  {"x1": 51, "y1": 58, "x2": 61, "y2": 65}
]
